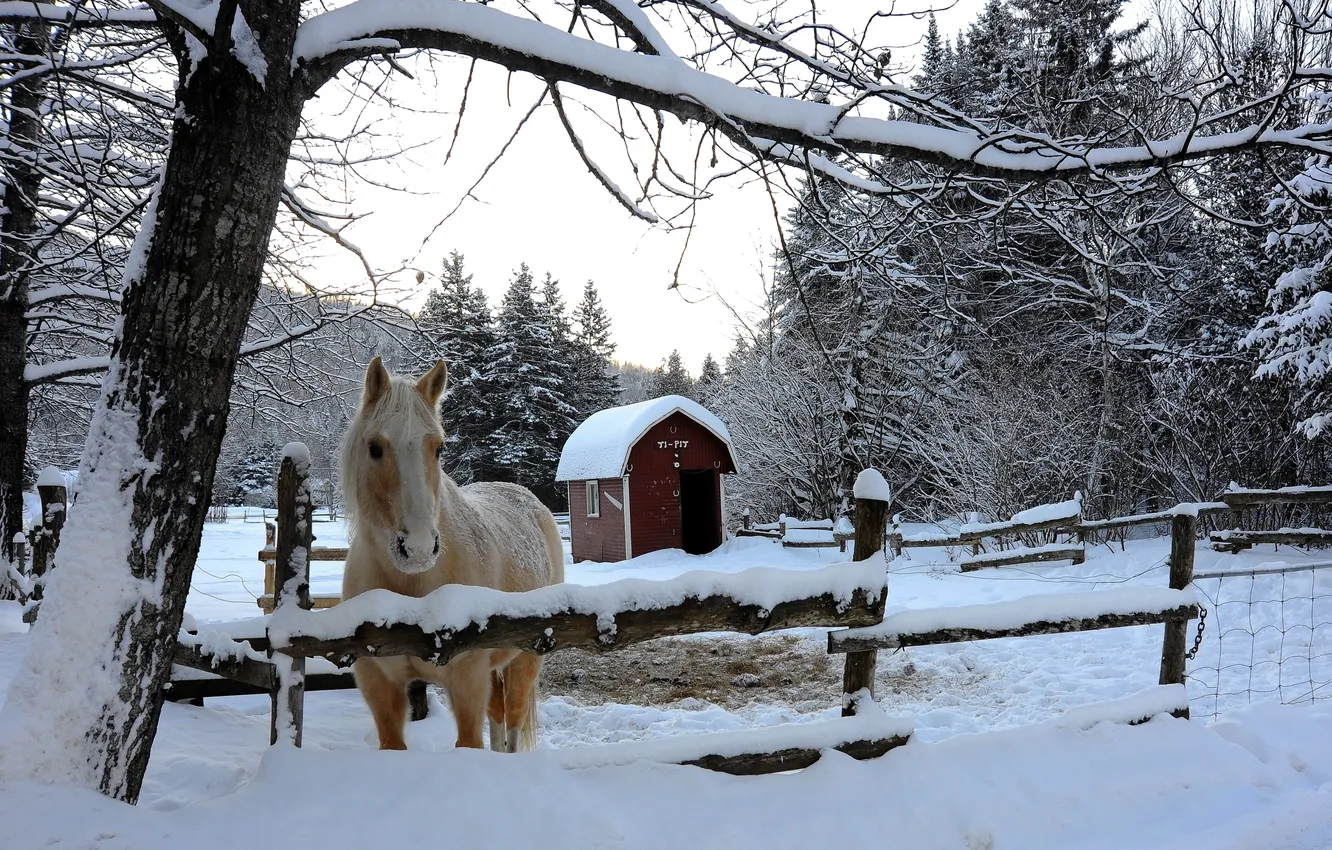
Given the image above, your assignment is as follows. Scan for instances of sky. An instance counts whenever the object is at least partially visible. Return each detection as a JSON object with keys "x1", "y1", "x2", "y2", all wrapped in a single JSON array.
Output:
[{"x1": 301, "y1": 0, "x2": 993, "y2": 374}]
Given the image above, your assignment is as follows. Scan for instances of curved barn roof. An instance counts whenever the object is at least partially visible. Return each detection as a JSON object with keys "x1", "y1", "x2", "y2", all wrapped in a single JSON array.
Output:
[{"x1": 555, "y1": 395, "x2": 738, "y2": 482}]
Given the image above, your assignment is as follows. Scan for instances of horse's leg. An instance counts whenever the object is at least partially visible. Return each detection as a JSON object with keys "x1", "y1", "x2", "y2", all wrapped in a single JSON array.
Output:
[
  {"x1": 442, "y1": 650, "x2": 492, "y2": 749},
  {"x1": 502, "y1": 652, "x2": 542, "y2": 753},
  {"x1": 487, "y1": 670, "x2": 506, "y2": 752},
  {"x1": 353, "y1": 658, "x2": 408, "y2": 750}
]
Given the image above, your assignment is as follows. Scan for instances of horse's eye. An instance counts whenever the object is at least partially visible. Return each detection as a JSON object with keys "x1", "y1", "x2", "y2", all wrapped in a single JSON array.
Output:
[
  {"x1": 435, "y1": 445, "x2": 444, "y2": 459},
  {"x1": 368, "y1": 441, "x2": 383, "y2": 460}
]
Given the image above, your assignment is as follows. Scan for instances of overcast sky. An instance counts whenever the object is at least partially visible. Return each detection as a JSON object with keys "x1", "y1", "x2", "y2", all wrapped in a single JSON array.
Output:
[{"x1": 302, "y1": 0, "x2": 993, "y2": 374}]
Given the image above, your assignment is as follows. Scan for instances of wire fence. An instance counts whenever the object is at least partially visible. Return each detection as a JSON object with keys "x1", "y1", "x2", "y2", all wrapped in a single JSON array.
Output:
[{"x1": 1186, "y1": 560, "x2": 1332, "y2": 720}]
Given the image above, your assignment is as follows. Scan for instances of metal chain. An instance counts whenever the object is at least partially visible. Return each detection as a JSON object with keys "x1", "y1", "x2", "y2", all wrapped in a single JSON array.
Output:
[{"x1": 1184, "y1": 606, "x2": 1207, "y2": 661}]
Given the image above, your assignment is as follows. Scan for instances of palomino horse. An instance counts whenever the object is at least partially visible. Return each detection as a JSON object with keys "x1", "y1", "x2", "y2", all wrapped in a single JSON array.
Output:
[{"x1": 339, "y1": 356, "x2": 564, "y2": 752}]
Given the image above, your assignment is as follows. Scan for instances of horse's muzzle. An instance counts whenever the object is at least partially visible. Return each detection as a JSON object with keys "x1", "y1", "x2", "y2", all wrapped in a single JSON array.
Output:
[{"x1": 391, "y1": 529, "x2": 440, "y2": 573}]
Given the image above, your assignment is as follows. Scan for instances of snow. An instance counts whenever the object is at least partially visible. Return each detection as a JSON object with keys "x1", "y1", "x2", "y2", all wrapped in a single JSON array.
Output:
[
  {"x1": 280, "y1": 441, "x2": 311, "y2": 465},
  {"x1": 1224, "y1": 482, "x2": 1332, "y2": 497},
  {"x1": 1056, "y1": 685, "x2": 1187, "y2": 729},
  {"x1": 228, "y1": 9, "x2": 268, "y2": 86},
  {"x1": 34, "y1": 466, "x2": 65, "y2": 488},
  {"x1": 554, "y1": 394, "x2": 737, "y2": 481},
  {"x1": 268, "y1": 560, "x2": 886, "y2": 646},
  {"x1": 782, "y1": 528, "x2": 835, "y2": 545},
  {"x1": 853, "y1": 468, "x2": 891, "y2": 502},
  {"x1": 0, "y1": 2, "x2": 157, "y2": 25},
  {"x1": 552, "y1": 698, "x2": 910, "y2": 769},
  {"x1": 1, "y1": 639, "x2": 1331, "y2": 850},
  {"x1": 838, "y1": 587, "x2": 1197, "y2": 644},
  {"x1": 1213, "y1": 526, "x2": 1328, "y2": 539},
  {"x1": 960, "y1": 495, "x2": 1082, "y2": 534},
  {"x1": 23, "y1": 355, "x2": 111, "y2": 384},
  {"x1": 781, "y1": 517, "x2": 832, "y2": 529},
  {"x1": 596, "y1": 0, "x2": 677, "y2": 58},
  {"x1": 5, "y1": 515, "x2": 1332, "y2": 847}
]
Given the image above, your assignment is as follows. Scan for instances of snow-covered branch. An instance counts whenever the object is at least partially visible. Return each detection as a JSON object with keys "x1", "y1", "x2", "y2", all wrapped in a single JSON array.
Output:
[{"x1": 296, "y1": 0, "x2": 1332, "y2": 179}]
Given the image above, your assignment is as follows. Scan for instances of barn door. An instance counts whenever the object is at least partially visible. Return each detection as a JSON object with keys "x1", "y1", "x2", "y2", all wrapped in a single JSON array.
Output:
[{"x1": 679, "y1": 470, "x2": 720, "y2": 555}]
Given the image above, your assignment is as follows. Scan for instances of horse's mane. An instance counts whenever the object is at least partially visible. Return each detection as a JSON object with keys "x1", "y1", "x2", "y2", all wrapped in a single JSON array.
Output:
[{"x1": 338, "y1": 375, "x2": 443, "y2": 540}]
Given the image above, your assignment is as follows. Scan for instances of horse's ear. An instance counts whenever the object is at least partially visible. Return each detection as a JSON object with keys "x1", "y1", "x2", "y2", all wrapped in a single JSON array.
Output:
[
  {"x1": 363, "y1": 356, "x2": 390, "y2": 408},
  {"x1": 416, "y1": 359, "x2": 448, "y2": 407}
]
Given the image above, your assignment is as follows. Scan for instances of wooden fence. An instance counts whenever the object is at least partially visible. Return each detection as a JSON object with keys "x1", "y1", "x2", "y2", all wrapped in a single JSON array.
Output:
[
  {"x1": 166, "y1": 449, "x2": 1229, "y2": 773},
  {"x1": 4, "y1": 476, "x2": 68, "y2": 623}
]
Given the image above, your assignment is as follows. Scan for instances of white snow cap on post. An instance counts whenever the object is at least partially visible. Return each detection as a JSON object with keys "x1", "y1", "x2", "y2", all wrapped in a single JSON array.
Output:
[
  {"x1": 281, "y1": 442, "x2": 311, "y2": 465},
  {"x1": 36, "y1": 467, "x2": 66, "y2": 488},
  {"x1": 853, "y1": 468, "x2": 891, "y2": 503}
]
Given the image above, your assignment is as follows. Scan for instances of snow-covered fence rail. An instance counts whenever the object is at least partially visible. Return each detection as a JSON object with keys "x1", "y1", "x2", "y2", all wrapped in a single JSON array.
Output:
[
  {"x1": 958, "y1": 543, "x2": 1086, "y2": 572},
  {"x1": 1216, "y1": 485, "x2": 1332, "y2": 534},
  {"x1": 1221, "y1": 485, "x2": 1332, "y2": 508},
  {"x1": 264, "y1": 562, "x2": 887, "y2": 669},
  {"x1": 892, "y1": 499, "x2": 1242, "y2": 560},
  {"x1": 828, "y1": 589, "x2": 1198, "y2": 652},
  {"x1": 1210, "y1": 528, "x2": 1332, "y2": 553}
]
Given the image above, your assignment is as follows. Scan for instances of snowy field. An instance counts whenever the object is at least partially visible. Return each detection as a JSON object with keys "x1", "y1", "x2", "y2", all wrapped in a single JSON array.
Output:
[{"x1": 2, "y1": 515, "x2": 1332, "y2": 848}]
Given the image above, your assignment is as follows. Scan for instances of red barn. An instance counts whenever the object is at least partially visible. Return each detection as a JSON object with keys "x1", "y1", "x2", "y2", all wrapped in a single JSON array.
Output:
[{"x1": 556, "y1": 395, "x2": 739, "y2": 562}]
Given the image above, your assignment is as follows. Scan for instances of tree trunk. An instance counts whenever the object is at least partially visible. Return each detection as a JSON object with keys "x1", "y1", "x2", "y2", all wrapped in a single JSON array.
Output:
[
  {"x1": 0, "y1": 24, "x2": 48, "y2": 567},
  {"x1": 0, "y1": 2, "x2": 306, "y2": 803}
]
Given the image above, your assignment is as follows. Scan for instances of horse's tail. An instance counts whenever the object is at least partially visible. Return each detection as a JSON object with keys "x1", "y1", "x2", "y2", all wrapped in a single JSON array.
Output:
[{"x1": 517, "y1": 673, "x2": 540, "y2": 753}]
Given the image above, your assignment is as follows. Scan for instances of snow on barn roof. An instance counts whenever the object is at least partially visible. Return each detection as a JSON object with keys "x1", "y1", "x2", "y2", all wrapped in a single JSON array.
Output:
[{"x1": 555, "y1": 395, "x2": 737, "y2": 482}]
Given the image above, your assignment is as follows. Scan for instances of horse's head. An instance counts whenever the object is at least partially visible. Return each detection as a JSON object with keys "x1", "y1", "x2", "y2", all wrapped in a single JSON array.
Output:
[{"x1": 341, "y1": 356, "x2": 449, "y2": 574}]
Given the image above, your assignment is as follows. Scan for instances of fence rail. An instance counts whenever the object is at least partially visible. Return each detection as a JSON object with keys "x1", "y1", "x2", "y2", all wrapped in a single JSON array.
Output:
[{"x1": 829, "y1": 589, "x2": 1198, "y2": 653}]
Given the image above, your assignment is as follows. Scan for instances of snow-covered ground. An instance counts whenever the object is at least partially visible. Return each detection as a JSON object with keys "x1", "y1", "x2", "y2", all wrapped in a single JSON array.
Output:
[{"x1": 2, "y1": 516, "x2": 1331, "y2": 848}]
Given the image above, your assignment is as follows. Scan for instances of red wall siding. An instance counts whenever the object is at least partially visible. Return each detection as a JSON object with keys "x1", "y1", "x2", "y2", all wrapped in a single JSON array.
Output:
[
  {"x1": 628, "y1": 472, "x2": 682, "y2": 555},
  {"x1": 626, "y1": 412, "x2": 736, "y2": 476},
  {"x1": 626, "y1": 412, "x2": 733, "y2": 556},
  {"x1": 568, "y1": 478, "x2": 627, "y2": 562}
]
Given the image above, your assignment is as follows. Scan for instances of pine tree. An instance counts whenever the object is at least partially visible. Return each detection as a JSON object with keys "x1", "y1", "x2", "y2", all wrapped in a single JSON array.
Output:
[
  {"x1": 916, "y1": 12, "x2": 945, "y2": 88},
  {"x1": 538, "y1": 272, "x2": 585, "y2": 478},
  {"x1": 571, "y1": 280, "x2": 621, "y2": 415},
  {"x1": 484, "y1": 264, "x2": 577, "y2": 505},
  {"x1": 652, "y1": 349, "x2": 695, "y2": 398},
  {"x1": 696, "y1": 353, "x2": 723, "y2": 404},
  {"x1": 418, "y1": 251, "x2": 500, "y2": 483},
  {"x1": 229, "y1": 438, "x2": 278, "y2": 506}
]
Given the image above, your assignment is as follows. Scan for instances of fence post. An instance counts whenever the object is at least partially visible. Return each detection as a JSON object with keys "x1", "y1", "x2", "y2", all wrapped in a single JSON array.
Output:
[
  {"x1": 742, "y1": 507, "x2": 751, "y2": 531},
  {"x1": 1159, "y1": 512, "x2": 1197, "y2": 718},
  {"x1": 30, "y1": 475, "x2": 68, "y2": 598},
  {"x1": 842, "y1": 469, "x2": 890, "y2": 717},
  {"x1": 270, "y1": 446, "x2": 313, "y2": 746}
]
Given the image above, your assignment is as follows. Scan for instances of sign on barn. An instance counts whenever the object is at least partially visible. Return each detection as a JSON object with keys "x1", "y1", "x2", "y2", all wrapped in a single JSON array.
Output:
[{"x1": 555, "y1": 396, "x2": 739, "y2": 562}]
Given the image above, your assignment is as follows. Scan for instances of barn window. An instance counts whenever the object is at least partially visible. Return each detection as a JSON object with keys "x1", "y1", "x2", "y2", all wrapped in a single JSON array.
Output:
[{"x1": 586, "y1": 480, "x2": 600, "y2": 517}]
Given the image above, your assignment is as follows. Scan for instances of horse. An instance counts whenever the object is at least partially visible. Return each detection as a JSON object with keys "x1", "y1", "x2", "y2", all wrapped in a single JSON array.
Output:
[{"x1": 339, "y1": 356, "x2": 565, "y2": 752}]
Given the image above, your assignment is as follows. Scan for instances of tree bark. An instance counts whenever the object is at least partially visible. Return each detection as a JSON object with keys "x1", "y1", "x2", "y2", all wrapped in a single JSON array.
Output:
[
  {"x1": 0, "y1": 24, "x2": 48, "y2": 567},
  {"x1": 0, "y1": 1, "x2": 307, "y2": 803}
]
